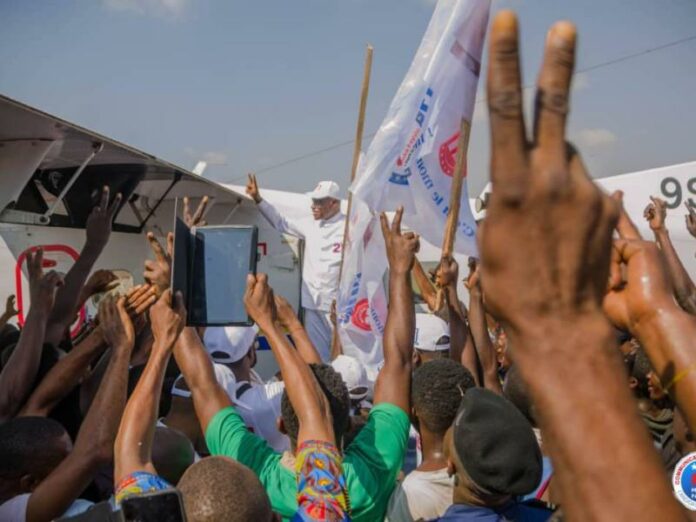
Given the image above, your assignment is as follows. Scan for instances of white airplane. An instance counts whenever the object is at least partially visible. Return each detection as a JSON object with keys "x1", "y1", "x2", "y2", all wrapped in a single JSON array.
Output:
[{"x1": 0, "y1": 93, "x2": 694, "y2": 379}]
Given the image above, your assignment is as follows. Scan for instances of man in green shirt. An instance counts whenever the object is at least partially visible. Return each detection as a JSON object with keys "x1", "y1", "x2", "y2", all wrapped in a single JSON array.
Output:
[{"x1": 173, "y1": 207, "x2": 419, "y2": 521}]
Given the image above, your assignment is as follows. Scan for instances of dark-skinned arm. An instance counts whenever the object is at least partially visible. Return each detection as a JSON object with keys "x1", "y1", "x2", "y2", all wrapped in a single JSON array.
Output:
[
  {"x1": 114, "y1": 290, "x2": 185, "y2": 484},
  {"x1": 25, "y1": 296, "x2": 133, "y2": 522},
  {"x1": 274, "y1": 294, "x2": 322, "y2": 364},
  {"x1": 373, "y1": 207, "x2": 419, "y2": 413},
  {"x1": 644, "y1": 196, "x2": 696, "y2": 314},
  {"x1": 245, "y1": 274, "x2": 333, "y2": 443},
  {"x1": 0, "y1": 250, "x2": 63, "y2": 422},
  {"x1": 480, "y1": 13, "x2": 685, "y2": 521},
  {"x1": 465, "y1": 261, "x2": 501, "y2": 393},
  {"x1": 20, "y1": 328, "x2": 107, "y2": 417}
]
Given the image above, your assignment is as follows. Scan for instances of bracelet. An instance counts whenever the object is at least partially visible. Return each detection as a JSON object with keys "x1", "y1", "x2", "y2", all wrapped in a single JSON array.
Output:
[{"x1": 663, "y1": 361, "x2": 696, "y2": 393}]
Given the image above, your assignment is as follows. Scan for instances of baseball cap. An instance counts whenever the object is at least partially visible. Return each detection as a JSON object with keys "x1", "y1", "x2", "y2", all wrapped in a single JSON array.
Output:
[
  {"x1": 306, "y1": 181, "x2": 340, "y2": 200},
  {"x1": 452, "y1": 387, "x2": 542, "y2": 496},
  {"x1": 171, "y1": 363, "x2": 237, "y2": 398},
  {"x1": 414, "y1": 313, "x2": 450, "y2": 352},
  {"x1": 203, "y1": 325, "x2": 259, "y2": 364},
  {"x1": 331, "y1": 355, "x2": 369, "y2": 401}
]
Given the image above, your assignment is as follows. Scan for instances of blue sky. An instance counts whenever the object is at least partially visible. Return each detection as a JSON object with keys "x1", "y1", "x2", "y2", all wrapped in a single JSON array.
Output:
[{"x1": 1, "y1": 0, "x2": 695, "y2": 195}]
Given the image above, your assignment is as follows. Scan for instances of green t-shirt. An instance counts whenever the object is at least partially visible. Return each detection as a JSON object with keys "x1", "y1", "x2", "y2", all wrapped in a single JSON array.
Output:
[{"x1": 206, "y1": 402, "x2": 410, "y2": 522}]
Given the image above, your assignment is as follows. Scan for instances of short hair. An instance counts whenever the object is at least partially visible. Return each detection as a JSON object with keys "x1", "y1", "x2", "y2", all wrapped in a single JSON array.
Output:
[
  {"x1": 281, "y1": 363, "x2": 350, "y2": 447},
  {"x1": 503, "y1": 365, "x2": 535, "y2": 426},
  {"x1": 178, "y1": 456, "x2": 272, "y2": 521},
  {"x1": 0, "y1": 417, "x2": 70, "y2": 480},
  {"x1": 627, "y1": 347, "x2": 652, "y2": 399},
  {"x1": 412, "y1": 359, "x2": 476, "y2": 434},
  {"x1": 152, "y1": 427, "x2": 195, "y2": 485}
]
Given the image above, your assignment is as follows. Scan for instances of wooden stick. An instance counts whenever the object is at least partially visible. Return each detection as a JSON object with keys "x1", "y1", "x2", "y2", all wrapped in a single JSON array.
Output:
[
  {"x1": 434, "y1": 118, "x2": 472, "y2": 311},
  {"x1": 338, "y1": 44, "x2": 374, "y2": 282}
]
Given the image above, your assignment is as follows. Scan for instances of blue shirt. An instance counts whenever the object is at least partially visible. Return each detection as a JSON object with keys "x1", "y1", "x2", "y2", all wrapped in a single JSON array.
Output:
[{"x1": 431, "y1": 500, "x2": 552, "y2": 521}]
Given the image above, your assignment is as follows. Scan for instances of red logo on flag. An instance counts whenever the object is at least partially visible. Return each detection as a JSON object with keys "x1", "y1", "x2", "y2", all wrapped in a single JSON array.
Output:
[
  {"x1": 351, "y1": 299, "x2": 371, "y2": 332},
  {"x1": 439, "y1": 132, "x2": 467, "y2": 178}
]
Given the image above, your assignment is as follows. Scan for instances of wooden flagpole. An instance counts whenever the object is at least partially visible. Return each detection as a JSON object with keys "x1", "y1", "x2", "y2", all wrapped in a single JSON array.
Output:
[
  {"x1": 338, "y1": 44, "x2": 374, "y2": 282},
  {"x1": 434, "y1": 118, "x2": 472, "y2": 310}
]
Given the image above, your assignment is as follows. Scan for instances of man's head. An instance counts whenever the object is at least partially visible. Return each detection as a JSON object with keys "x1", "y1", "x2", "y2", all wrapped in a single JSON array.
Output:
[
  {"x1": 178, "y1": 456, "x2": 277, "y2": 521},
  {"x1": 413, "y1": 313, "x2": 450, "y2": 367},
  {"x1": 412, "y1": 359, "x2": 475, "y2": 435},
  {"x1": 445, "y1": 388, "x2": 541, "y2": 506},
  {"x1": 151, "y1": 427, "x2": 196, "y2": 485},
  {"x1": 503, "y1": 364, "x2": 536, "y2": 427},
  {"x1": 0, "y1": 417, "x2": 72, "y2": 501},
  {"x1": 331, "y1": 355, "x2": 369, "y2": 408},
  {"x1": 626, "y1": 346, "x2": 651, "y2": 399},
  {"x1": 280, "y1": 363, "x2": 350, "y2": 449},
  {"x1": 203, "y1": 325, "x2": 259, "y2": 372},
  {"x1": 306, "y1": 181, "x2": 341, "y2": 221}
]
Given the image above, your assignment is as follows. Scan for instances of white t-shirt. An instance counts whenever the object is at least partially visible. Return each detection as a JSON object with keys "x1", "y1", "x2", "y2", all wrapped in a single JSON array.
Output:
[
  {"x1": 386, "y1": 468, "x2": 454, "y2": 522},
  {"x1": 257, "y1": 200, "x2": 344, "y2": 311},
  {"x1": 0, "y1": 494, "x2": 93, "y2": 522}
]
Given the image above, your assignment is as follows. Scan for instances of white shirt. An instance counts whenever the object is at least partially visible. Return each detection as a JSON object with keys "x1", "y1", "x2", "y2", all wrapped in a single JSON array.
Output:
[
  {"x1": 257, "y1": 199, "x2": 344, "y2": 311},
  {"x1": 386, "y1": 468, "x2": 454, "y2": 522}
]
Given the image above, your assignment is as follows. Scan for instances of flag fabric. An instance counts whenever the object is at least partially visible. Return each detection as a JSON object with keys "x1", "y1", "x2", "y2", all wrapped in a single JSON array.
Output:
[
  {"x1": 351, "y1": 0, "x2": 491, "y2": 256},
  {"x1": 336, "y1": 191, "x2": 388, "y2": 381}
]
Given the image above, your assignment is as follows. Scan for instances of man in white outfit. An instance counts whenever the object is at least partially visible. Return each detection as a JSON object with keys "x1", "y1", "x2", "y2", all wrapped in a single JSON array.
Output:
[{"x1": 246, "y1": 173, "x2": 344, "y2": 361}]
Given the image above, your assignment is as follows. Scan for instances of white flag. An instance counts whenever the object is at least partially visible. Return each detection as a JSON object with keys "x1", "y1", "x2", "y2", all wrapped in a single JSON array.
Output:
[
  {"x1": 337, "y1": 192, "x2": 388, "y2": 381},
  {"x1": 352, "y1": 0, "x2": 490, "y2": 255}
]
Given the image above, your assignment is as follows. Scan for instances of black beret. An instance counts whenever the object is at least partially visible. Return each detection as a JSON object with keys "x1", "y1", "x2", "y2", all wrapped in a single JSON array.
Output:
[{"x1": 453, "y1": 387, "x2": 542, "y2": 496}]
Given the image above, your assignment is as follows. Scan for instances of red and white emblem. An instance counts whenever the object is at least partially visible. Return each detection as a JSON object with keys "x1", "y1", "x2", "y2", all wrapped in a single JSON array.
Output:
[{"x1": 351, "y1": 299, "x2": 371, "y2": 332}]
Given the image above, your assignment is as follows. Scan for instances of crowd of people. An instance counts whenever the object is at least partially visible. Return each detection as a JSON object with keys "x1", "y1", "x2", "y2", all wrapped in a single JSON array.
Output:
[{"x1": 1, "y1": 11, "x2": 696, "y2": 521}]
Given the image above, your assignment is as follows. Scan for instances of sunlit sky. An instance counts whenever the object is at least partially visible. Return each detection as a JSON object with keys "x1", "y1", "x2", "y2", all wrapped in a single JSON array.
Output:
[{"x1": 2, "y1": 0, "x2": 696, "y2": 196}]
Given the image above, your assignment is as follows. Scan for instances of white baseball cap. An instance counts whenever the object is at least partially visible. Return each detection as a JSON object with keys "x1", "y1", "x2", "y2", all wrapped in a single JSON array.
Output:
[
  {"x1": 306, "y1": 181, "x2": 340, "y2": 200},
  {"x1": 171, "y1": 363, "x2": 237, "y2": 398},
  {"x1": 414, "y1": 313, "x2": 451, "y2": 352},
  {"x1": 331, "y1": 355, "x2": 369, "y2": 401},
  {"x1": 203, "y1": 325, "x2": 259, "y2": 364}
]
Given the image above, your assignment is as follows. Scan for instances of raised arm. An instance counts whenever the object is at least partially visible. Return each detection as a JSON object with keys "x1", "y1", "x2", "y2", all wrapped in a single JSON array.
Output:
[
  {"x1": 245, "y1": 274, "x2": 333, "y2": 444},
  {"x1": 26, "y1": 296, "x2": 133, "y2": 522},
  {"x1": 645, "y1": 196, "x2": 696, "y2": 314},
  {"x1": 0, "y1": 250, "x2": 63, "y2": 422},
  {"x1": 19, "y1": 327, "x2": 107, "y2": 417},
  {"x1": 373, "y1": 207, "x2": 419, "y2": 413},
  {"x1": 246, "y1": 173, "x2": 306, "y2": 238},
  {"x1": 274, "y1": 293, "x2": 322, "y2": 364},
  {"x1": 45, "y1": 187, "x2": 121, "y2": 347},
  {"x1": 686, "y1": 202, "x2": 696, "y2": 239},
  {"x1": 114, "y1": 290, "x2": 185, "y2": 484},
  {"x1": 465, "y1": 259, "x2": 501, "y2": 394},
  {"x1": 479, "y1": 12, "x2": 684, "y2": 521},
  {"x1": 0, "y1": 294, "x2": 19, "y2": 332}
]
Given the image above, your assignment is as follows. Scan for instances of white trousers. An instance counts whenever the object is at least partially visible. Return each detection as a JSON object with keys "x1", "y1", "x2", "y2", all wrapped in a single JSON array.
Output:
[{"x1": 303, "y1": 308, "x2": 332, "y2": 362}]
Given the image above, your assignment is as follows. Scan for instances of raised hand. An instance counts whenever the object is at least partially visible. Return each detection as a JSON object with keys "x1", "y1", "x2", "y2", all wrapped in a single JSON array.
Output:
[
  {"x1": 380, "y1": 206, "x2": 420, "y2": 275},
  {"x1": 686, "y1": 202, "x2": 696, "y2": 239},
  {"x1": 244, "y1": 273, "x2": 276, "y2": 329},
  {"x1": 124, "y1": 284, "x2": 158, "y2": 318},
  {"x1": 84, "y1": 269, "x2": 119, "y2": 297},
  {"x1": 143, "y1": 232, "x2": 173, "y2": 294},
  {"x1": 183, "y1": 196, "x2": 210, "y2": 227},
  {"x1": 85, "y1": 186, "x2": 122, "y2": 250},
  {"x1": 149, "y1": 289, "x2": 186, "y2": 352},
  {"x1": 611, "y1": 190, "x2": 642, "y2": 240},
  {"x1": 246, "y1": 173, "x2": 262, "y2": 204},
  {"x1": 643, "y1": 196, "x2": 667, "y2": 231},
  {"x1": 603, "y1": 239, "x2": 673, "y2": 332},
  {"x1": 4, "y1": 295, "x2": 19, "y2": 318},
  {"x1": 274, "y1": 293, "x2": 300, "y2": 329},
  {"x1": 99, "y1": 295, "x2": 135, "y2": 353},
  {"x1": 463, "y1": 257, "x2": 481, "y2": 291},
  {"x1": 27, "y1": 249, "x2": 64, "y2": 315},
  {"x1": 435, "y1": 255, "x2": 459, "y2": 288},
  {"x1": 478, "y1": 15, "x2": 618, "y2": 334}
]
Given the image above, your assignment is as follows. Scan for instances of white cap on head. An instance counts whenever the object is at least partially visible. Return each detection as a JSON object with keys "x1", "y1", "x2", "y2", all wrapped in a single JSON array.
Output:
[
  {"x1": 203, "y1": 325, "x2": 259, "y2": 364},
  {"x1": 331, "y1": 355, "x2": 369, "y2": 401},
  {"x1": 306, "y1": 181, "x2": 340, "y2": 200},
  {"x1": 414, "y1": 313, "x2": 451, "y2": 352},
  {"x1": 171, "y1": 363, "x2": 237, "y2": 398}
]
